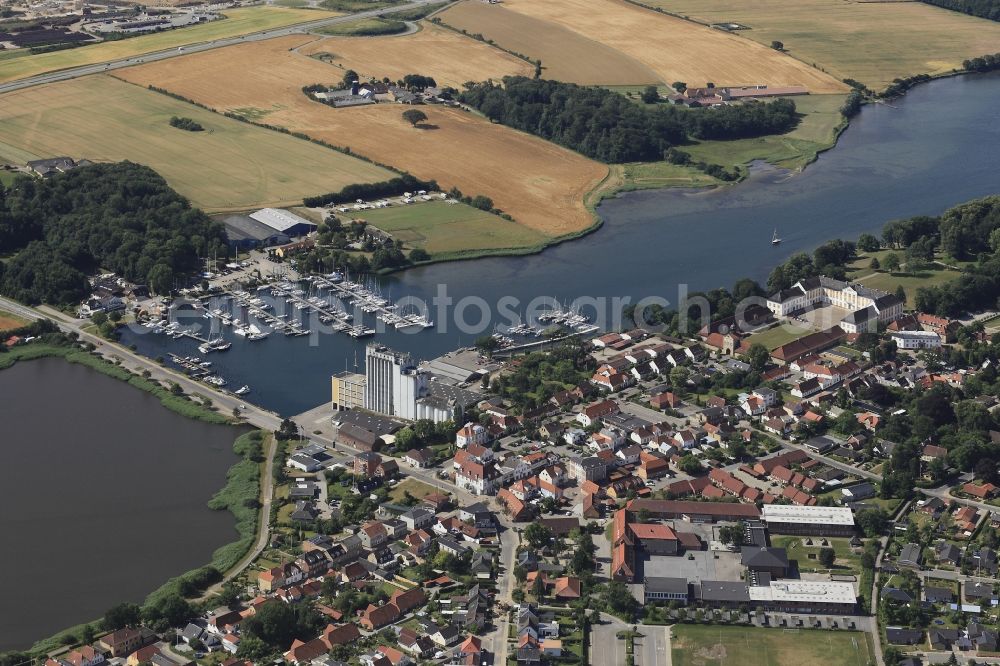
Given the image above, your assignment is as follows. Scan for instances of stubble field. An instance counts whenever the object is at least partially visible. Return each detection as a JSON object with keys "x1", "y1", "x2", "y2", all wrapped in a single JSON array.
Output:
[
  {"x1": 297, "y1": 21, "x2": 533, "y2": 88},
  {"x1": 114, "y1": 36, "x2": 608, "y2": 240},
  {"x1": 633, "y1": 0, "x2": 1000, "y2": 89},
  {"x1": 0, "y1": 75, "x2": 392, "y2": 211},
  {"x1": 439, "y1": 0, "x2": 846, "y2": 92},
  {"x1": 0, "y1": 6, "x2": 336, "y2": 85},
  {"x1": 437, "y1": 1, "x2": 660, "y2": 85}
]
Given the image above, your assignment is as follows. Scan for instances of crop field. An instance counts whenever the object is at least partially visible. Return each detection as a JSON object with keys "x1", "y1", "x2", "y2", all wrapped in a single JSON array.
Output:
[
  {"x1": 338, "y1": 200, "x2": 546, "y2": 255},
  {"x1": 0, "y1": 6, "x2": 335, "y2": 85},
  {"x1": 0, "y1": 309, "x2": 29, "y2": 332},
  {"x1": 298, "y1": 22, "x2": 532, "y2": 89},
  {"x1": 440, "y1": 0, "x2": 846, "y2": 92},
  {"x1": 672, "y1": 625, "x2": 874, "y2": 666},
  {"x1": 437, "y1": 1, "x2": 660, "y2": 85},
  {"x1": 115, "y1": 37, "x2": 607, "y2": 241},
  {"x1": 635, "y1": 0, "x2": 1000, "y2": 89},
  {"x1": 0, "y1": 75, "x2": 391, "y2": 211}
]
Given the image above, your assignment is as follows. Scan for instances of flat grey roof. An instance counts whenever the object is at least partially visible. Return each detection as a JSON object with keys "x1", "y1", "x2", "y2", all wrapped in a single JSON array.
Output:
[{"x1": 221, "y1": 214, "x2": 286, "y2": 242}]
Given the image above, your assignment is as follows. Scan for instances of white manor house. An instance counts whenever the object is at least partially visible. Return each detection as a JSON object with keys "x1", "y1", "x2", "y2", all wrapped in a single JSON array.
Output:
[{"x1": 766, "y1": 276, "x2": 904, "y2": 333}]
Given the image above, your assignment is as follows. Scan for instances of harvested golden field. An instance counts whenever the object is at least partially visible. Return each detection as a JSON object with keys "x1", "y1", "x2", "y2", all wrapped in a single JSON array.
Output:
[
  {"x1": 115, "y1": 38, "x2": 607, "y2": 237},
  {"x1": 297, "y1": 22, "x2": 531, "y2": 89},
  {"x1": 0, "y1": 74, "x2": 392, "y2": 211},
  {"x1": 0, "y1": 7, "x2": 336, "y2": 85},
  {"x1": 482, "y1": 0, "x2": 846, "y2": 92},
  {"x1": 438, "y1": 1, "x2": 660, "y2": 85},
  {"x1": 635, "y1": 0, "x2": 1000, "y2": 89}
]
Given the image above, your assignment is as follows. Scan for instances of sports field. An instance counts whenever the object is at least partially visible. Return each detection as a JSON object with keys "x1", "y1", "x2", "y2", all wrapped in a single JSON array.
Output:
[
  {"x1": 671, "y1": 625, "x2": 874, "y2": 666},
  {"x1": 441, "y1": 0, "x2": 846, "y2": 92},
  {"x1": 0, "y1": 75, "x2": 391, "y2": 211},
  {"x1": 338, "y1": 200, "x2": 546, "y2": 255},
  {"x1": 0, "y1": 6, "x2": 336, "y2": 85},
  {"x1": 115, "y1": 37, "x2": 607, "y2": 240},
  {"x1": 438, "y1": 1, "x2": 660, "y2": 85},
  {"x1": 636, "y1": 0, "x2": 1000, "y2": 89},
  {"x1": 298, "y1": 22, "x2": 531, "y2": 89}
]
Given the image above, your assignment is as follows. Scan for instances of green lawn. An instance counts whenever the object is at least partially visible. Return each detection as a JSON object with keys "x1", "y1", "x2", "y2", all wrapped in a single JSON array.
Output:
[
  {"x1": 745, "y1": 324, "x2": 813, "y2": 351},
  {"x1": 771, "y1": 535, "x2": 863, "y2": 575},
  {"x1": 388, "y1": 477, "x2": 441, "y2": 503},
  {"x1": 0, "y1": 7, "x2": 337, "y2": 84},
  {"x1": 339, "y1": 200, "x2": 547, "y2": 256},
  {"x1": 683, "y1": 93, "x2": 848, "y2": 173},
  {"x1": 0, "y1": 169, "x2": 20, "y2": 186},
  {"x1": 854, "y1": 268, "x2": 962, "y2": 305},
  {"x1": 0, "y1": 75, "x2": 391, "y2": 212},
  {"x1": 671, "y1": 625, "x2": 874, "y2": 666}
]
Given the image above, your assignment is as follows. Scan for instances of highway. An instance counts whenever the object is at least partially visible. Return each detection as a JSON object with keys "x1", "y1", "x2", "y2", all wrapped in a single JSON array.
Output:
[{"x1": 0, "y1": 0, "x2": 442, "y2": 95}]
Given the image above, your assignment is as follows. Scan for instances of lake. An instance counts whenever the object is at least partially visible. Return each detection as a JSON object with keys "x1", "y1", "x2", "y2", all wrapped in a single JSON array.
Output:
[
  {"x1": 0, "y1": 358, "x2": 241, "y2": 651},
  {"x1": 122, "y1": 72, "x2": 1000, "y2": 416}
]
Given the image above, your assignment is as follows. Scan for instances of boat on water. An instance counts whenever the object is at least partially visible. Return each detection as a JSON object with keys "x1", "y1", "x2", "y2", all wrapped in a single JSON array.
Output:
[
  {"x1": 772, "y1": 228, "x2": 782, "y2": 245},
  {"x1": 234, "y1": 385, "x2": 251, "y2": 396}
]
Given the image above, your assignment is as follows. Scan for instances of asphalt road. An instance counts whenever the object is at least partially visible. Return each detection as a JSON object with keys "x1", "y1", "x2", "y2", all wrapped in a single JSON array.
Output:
[
  {"x1": 634, "y1": 625, "x2": 671, "y2": 666},
  {"x1": 0, "y1": 0, "x2": 442, "y2": 95}
]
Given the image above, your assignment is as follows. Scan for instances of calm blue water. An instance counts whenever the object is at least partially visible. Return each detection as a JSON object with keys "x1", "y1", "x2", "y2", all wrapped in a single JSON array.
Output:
[{"x1": 122, "y1": 72, "x2": 1000, "y2": 416}]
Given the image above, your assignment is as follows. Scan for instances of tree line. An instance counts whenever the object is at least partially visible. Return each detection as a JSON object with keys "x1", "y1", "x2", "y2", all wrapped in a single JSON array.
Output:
[
  {"x1": 302, "y1": 174, "x2": 437, "y2": 208},
  {"x1": 921, "y1": 0, "x2": 1000, "y2": 21},
  {"x1": 0, "y1": 162, "x2": 228, "y2": 304},
  {"x1": 458, "y1": 77, "x2": 799, "y2": 163}
]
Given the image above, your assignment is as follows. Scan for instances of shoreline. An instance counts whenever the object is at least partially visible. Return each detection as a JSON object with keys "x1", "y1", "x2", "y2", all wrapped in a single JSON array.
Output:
[{"x1": 0, "y1": 342, "x2": 263, "y2": 657}]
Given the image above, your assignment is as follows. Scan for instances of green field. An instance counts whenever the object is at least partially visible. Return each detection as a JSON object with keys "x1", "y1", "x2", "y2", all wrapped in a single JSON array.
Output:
[
  {"x1": 319, "y1": 0, "x2": 401, "y2": 10},
  {"x1": 0, "y1": 6, "x2": 336, "y2": 84},
  {"x1": 745, "y1": 323, "x2": 813, "y2": 351},
  {"x1": 632, "y1": 0, "x2": 1000, "y2": 89},
  {"x1": 0, "y1": 75, "x2": 392, "y2": 212},
  {"x1": 856, "y1": 268, "x2": 962, "y2": 304},
  {"x1": 684, "y1": 93, "x2": 848, "y2": 173},
  {"x1": 316, "y1": 17, "x2": 408, "y2": 36},
  {"x1": 340, "y1": 200, "x2": 547, "y2": 256},
  {"x1": 617, "y1": 161, "x2": 721, "y2": 191},
  {"x1": 671, "y1": 625, "x2": 874, "y2": 666}
]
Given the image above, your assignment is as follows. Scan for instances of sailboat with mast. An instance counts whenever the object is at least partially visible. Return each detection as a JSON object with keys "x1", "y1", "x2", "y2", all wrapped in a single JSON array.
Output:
[{"x1": 771, "y1": 228, "x2": 782, "y2": 246}]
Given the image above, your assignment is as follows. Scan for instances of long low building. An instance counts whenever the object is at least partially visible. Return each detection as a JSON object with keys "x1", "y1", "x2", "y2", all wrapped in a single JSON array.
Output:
[
  {"x1": 761, "y1": 504, "x2": 855, "y2": 536},
  {"x1": 696, "y1": 580, "x2": 858, "y2": 614},
  {"x1": 628, "y1": 499, "x2": 761, "y2": 523}
]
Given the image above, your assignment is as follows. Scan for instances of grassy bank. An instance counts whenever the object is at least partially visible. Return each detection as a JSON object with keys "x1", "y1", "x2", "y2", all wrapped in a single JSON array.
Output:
[
  {"x1": 0, "y1": 342, "x2": 232, "y2": 424},
  {"x1": 317, "y1": 17, "x2": 409, "y2": 35},
  {"x1": 206, "y1": 430, "x2": 265, "y2": 573}
]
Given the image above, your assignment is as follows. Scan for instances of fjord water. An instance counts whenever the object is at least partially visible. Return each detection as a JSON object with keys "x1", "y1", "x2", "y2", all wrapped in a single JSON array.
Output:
[
  {"x1": 122, "y1": 72, "x2": 1000, "y2": 417},
  {"x1": 0, "y1": 358, "x2": 240, "y2": 650}
]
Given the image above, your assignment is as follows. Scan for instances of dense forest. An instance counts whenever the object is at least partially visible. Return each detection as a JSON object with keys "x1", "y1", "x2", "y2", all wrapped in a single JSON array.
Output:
[
  {"x1": 921, "y1": 0, "x2": 1000, "y2": 21},
  {"x1": 0, "y1": 162, "x2": 228, "y2": 304},
  {"x1": 458, "y1": 77, "x2": 799, "y2": 163}
]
